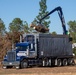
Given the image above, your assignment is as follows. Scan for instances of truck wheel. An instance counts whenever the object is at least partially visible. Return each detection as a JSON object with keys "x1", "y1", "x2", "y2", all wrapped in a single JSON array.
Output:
[
  {"x1": 21, "y1": 60, "x2": 28, "y2": 68},
  {"x1": 57, "y1": 59, "x2": 62, "y2": 67},
  {"x1": 62, "y1": 59, "x2": 68, "y2": 66},
  {"x1": 42, "y1": 60, "x2": 46, "y2": 66},
  {"x1": 68, "y1": 58, "x2": 75, "y2": 65},
  {"x1": 51, "y1": 59, "x2": 55, "y2": 66}
]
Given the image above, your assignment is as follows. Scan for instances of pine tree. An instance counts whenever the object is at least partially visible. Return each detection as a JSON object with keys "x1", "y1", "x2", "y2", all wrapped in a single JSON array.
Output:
[
  {"x1": 32, "y1": 0, "x2": 50, "y2": 28},
  {"x1": 0, "y1": 18, "x2": 6, "y2": 35}
]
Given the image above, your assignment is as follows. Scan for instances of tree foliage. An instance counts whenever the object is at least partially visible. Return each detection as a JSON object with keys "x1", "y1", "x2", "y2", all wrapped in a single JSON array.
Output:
[
  {"x1": 9, "y1": 18, "x2": 23, "y2": 32},
  {"x1": 9, "y1": 18, "x2": 32, "y2": 33},
  {"x1": 68, "y1": 20, "x2": 76, "y2": 43},
  {"x1": 51, "y1": 31, "x2": 57, "y2": 35},
  {"x1": 0, "y1": 34, "x2": 12, "y2": 61},
  {"x1": 68, "y1": 20, "x2": 76, "y2": 55},
  {"x1": 32, "y1": 0, "x2": 50, "y2": 28},
  {"x1": 0, "y1": 18, "x2": 6, "y2": 35},
  {"x1": 6, "y1": 32, "x2": 23, "y2": 44},
  {"x1": 23, "y1": 21, "x2": 32, "y2": 33}
]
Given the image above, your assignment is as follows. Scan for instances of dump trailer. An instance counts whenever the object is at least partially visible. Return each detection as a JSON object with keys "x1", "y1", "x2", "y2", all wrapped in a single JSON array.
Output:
[{"x1": 2, "y1": 33, "x2": 74, "y2": 69}]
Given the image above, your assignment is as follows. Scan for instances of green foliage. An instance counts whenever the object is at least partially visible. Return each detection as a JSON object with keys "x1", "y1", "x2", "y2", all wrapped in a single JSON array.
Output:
[
  {"x1": 68, "y1": 20, "x2": 76, "y2": 43},
  {"x1": 9, "y1": 18, "x2": 23, "y2": 32},
  {"x1": 23, "y1": 21, "x2": 32, "y2": 33},
  {"x1": 73, "y1": 48, "x2": 76, "y2": 55},
  {"x1": 51, "y1": 31, "x2": 57, "y2": 35},
  {"x1": 9, "y1": 18, "x2": 32, "y2": 33},
  {"x1": 9, "y1": 18, "x2": 31, "y2": 44},
  {"x1": 32, "y1": 0, "x2": 50, "y2": 28},
  {"x1": 0, "y1": 18, "x2": 6, "y2": 35}
]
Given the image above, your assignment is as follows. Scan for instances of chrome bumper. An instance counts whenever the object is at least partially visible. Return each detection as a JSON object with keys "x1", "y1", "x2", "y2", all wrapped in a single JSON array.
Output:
[{"x1": 2, "y1": 61, "x2": 20, "y2": 66}]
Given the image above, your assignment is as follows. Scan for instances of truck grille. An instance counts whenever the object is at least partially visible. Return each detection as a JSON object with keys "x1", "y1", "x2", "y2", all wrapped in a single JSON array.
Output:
[{"x1": 7, "y1": 51, "x2": 16, "y2": 61}]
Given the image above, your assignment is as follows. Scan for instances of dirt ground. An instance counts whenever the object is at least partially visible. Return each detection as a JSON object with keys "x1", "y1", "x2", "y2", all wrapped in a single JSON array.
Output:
[
  {"x1": 0, "y1": 60, "x2": 76, "y2": 75},
  {"x1": 0, "y1": 66, "x2": 76, "y2": 75}
]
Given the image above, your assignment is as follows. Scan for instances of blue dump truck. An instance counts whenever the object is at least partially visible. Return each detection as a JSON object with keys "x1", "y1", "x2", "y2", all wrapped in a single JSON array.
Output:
[
  {"x1": 2, "y1": 33, "x2": 74, "y2": 69},
  {"x1": 2, "y1": 6, "x2": 75, "y2": 69}
]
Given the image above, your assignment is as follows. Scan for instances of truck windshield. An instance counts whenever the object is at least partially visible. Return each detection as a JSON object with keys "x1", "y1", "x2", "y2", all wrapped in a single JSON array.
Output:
[{"x1": 16, "y1": 46, "x2": 27, "y2": 51}]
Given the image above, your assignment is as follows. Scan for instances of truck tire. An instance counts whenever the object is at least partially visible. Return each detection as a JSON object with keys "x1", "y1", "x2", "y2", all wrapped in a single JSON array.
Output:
[
  {"x1": 57, "y1": 59, "x2": 62, "y2": 67},
  {"x1": 21, "y1": 60, "x2": 28, "y2": 68},
  {"x1": 62, "y1": 59, "x2": 68, "y2": 66},
  {"x1": 51, "y1": 59, "x2": 55, "y2": 66},
  {"x1": 68, "y1": 58, "x2": 75, "y2": 65}
]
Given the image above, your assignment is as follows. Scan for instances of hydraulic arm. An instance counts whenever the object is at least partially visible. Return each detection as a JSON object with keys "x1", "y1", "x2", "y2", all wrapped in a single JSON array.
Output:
[
  {"x1": 39, "y1": 6, "x2": 67, "y2": 34},
  {"x1": 30, "y1": 6, "x2": 68, "y2": 34}
]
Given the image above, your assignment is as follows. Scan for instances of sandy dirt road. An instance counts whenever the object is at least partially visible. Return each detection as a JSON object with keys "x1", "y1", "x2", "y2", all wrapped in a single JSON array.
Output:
[
  {"x1": 0, "y1": 60, "x2": 76, "y2": 75},
  {"x1": 0, "y1": 66, "x2": 76, "y2": 75}
]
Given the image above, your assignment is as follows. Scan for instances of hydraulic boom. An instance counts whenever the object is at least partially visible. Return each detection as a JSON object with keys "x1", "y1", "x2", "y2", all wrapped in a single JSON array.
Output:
[
  {"x1": 30, "y1": 6, "x2": 68, "y2": 34},
  {"x1": 39, "y1": 6, "x2": 67, "y2": 34}
]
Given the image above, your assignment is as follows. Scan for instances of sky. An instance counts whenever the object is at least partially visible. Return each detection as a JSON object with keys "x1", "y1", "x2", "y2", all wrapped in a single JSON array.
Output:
[{"x1": 0, "y1": 0, "x2": 76, "y2": 34}]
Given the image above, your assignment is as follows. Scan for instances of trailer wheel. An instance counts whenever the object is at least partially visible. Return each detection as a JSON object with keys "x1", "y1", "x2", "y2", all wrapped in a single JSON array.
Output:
[
  {"x1": 68, "y1": 58, "x2": 75, "y2": 65},
  {"x1": 57, "y1": 59, "x2": 62, "y2": 67},
  {"x1": 62, "y1": 59, "x2": 68, "y2": 66},
  {"x1": 51, "y1": 59, "x2": 55, "y2": 66},
  {"x1": 21, "y1": 60, "x2": 28, "y2": 68}
]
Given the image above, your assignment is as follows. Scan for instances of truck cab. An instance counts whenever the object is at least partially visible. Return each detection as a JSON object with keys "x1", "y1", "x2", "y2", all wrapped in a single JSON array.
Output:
[{"x1": 2, "y1": 34, "x2": 38, "y2": 69}]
